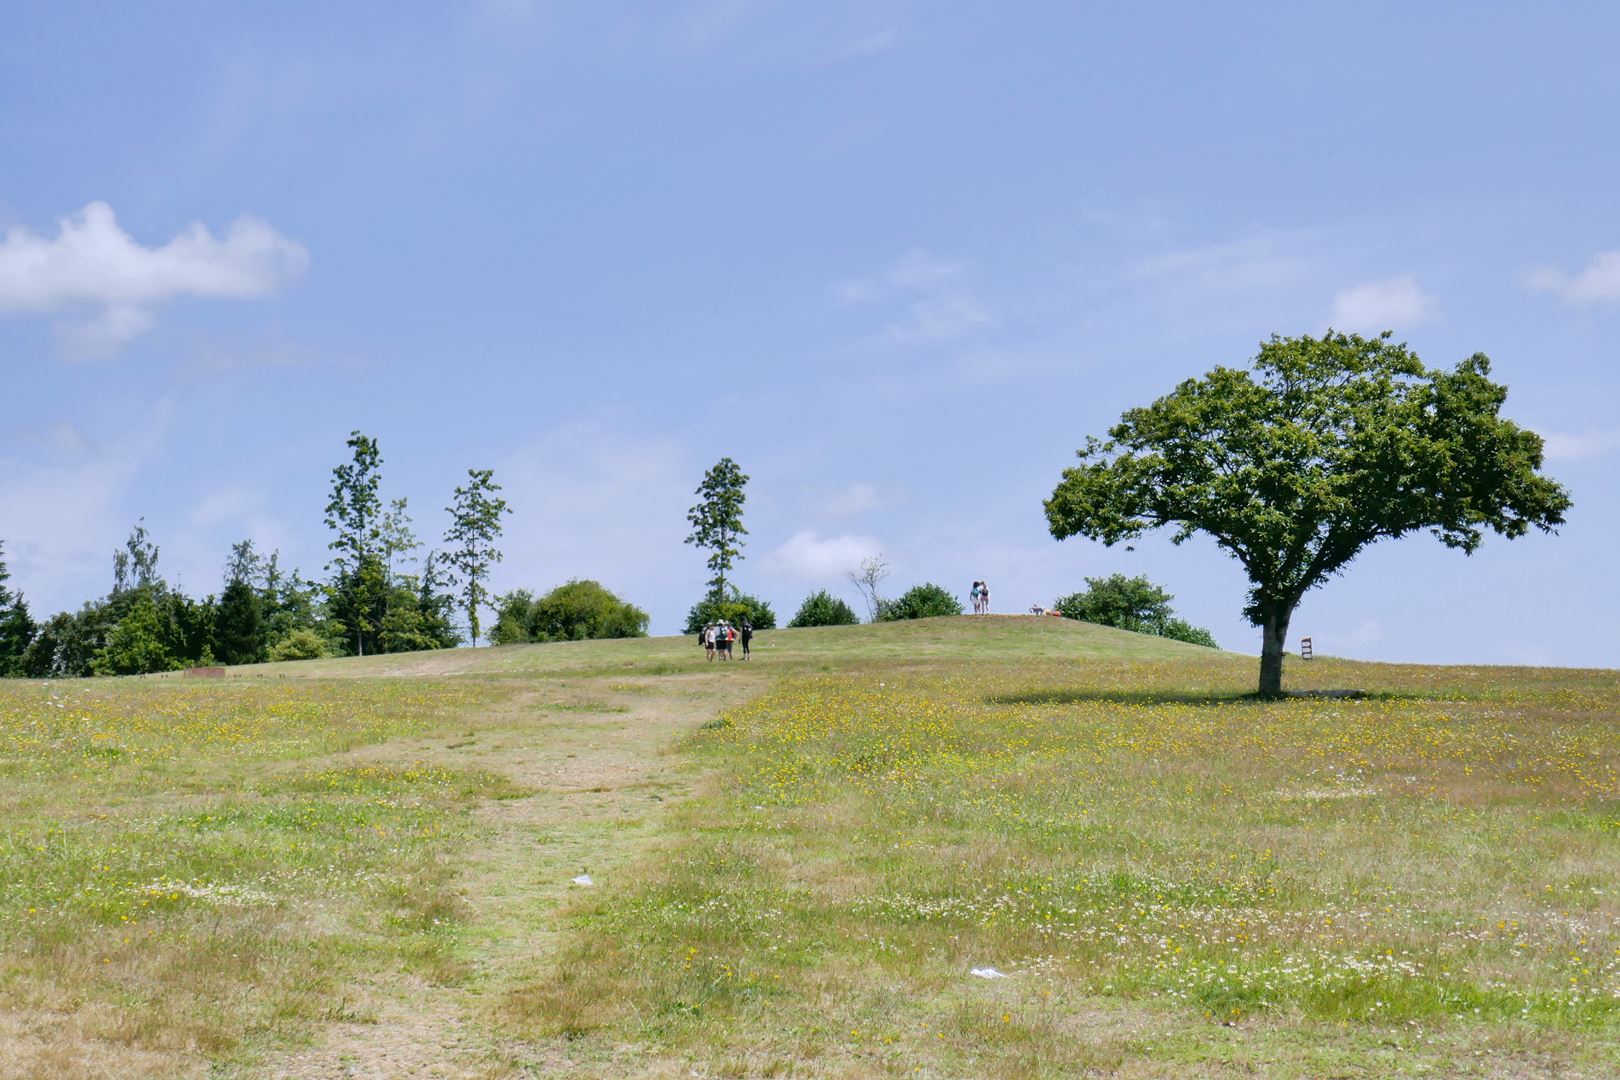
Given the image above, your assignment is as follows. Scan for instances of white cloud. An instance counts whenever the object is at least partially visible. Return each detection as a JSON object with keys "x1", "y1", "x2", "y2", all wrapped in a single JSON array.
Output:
[
  {"x1": 1541, "y1": 429, "x2": 1620, "y2": 461},
  {"x1": 53, "y1": 304, "x2": 157, "y2": 361},
  {"x1": 764, "y1": 530, "x2": 882, "y2": 579},
  {"x1": 886, "y1": 249, "x2": 961, "y2": 289},
  {"x1": 831, "y1": 277, "x2": 881, "y2": 304},
  {"x1": 820, "y1": 482, "x2": 882, "y2": 516},
  {"x1": 1128, "y1": 230, "x2": 1316, "y2": 294},
  {"x1": 1328, "y1": 275, "x2": 1439, "y2": 332},
  {"x1": 0, "y1": 201, "x2": 308, "y2": 357},
  {"x1": 1523, "y1": 250, "x2": 1620, "y2": 304},
  {"x1": 835, "y1": 249, "x2": 990, "y2": 346},
  {"x1": 887, "y1": 289, "x2": 991, "y2": 344}
]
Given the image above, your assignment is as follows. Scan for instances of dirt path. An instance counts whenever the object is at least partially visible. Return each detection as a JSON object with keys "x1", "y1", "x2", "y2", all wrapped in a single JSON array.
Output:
[{"x1": 265, "y1": 674, "x2": 759, "y2": 1079}]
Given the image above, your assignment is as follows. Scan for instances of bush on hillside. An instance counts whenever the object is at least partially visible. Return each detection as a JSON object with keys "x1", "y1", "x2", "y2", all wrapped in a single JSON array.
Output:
[
  {"x1": 1160, "y1": 617, "x2": 1219, "y2": 649},
  {"x1": 876, "y1": 583, "x2": 963, "y2": 622},
  {"x1": 1054, "y1": 573, "x2": 1218, "y2": 648},
  {"x1": 492, "y1": 580, "x2": 649, "y2": 644},
  {"x1": 788, "y1": 590, "x2": 860, "y2": 628},
  {"x1": 684, "y1": 588, "x2": 777, "y2": 634},
  {"x1": 267, "y1": 628, "x2": 330, "y2": 662}
]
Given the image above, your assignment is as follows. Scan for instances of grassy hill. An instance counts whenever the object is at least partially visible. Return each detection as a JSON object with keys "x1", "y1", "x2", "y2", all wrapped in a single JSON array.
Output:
[
  {"x1": 3, "y1": 616, "x2": 1617, "y2": 1077},
  {"x1": 212, "y1": 614, "x2": 1225, "y2": 681}
]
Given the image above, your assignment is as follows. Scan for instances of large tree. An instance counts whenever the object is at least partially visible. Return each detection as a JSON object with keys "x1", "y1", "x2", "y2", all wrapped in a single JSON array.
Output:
[
  {"x1": 685, "y1": 457, "x2": 749, "y2": 603},
  {"x1": 324, "y1": 431, "x2": 385, "y2": 656},
  {"x1": 1045, "y1": 332, "x2": 1570, "y2": 696},
  {"x1": 443, "y1": 469, "x2": 511, "y2": 647}
]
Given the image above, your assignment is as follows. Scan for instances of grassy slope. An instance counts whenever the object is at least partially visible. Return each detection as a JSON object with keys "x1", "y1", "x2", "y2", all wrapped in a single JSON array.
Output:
[
  {"x1": 5, "y1": 617, "x2": 1618, "y2": 1077},
  {"x1": 213, "y1": 614, "x2": 1219, "y2": 681}
]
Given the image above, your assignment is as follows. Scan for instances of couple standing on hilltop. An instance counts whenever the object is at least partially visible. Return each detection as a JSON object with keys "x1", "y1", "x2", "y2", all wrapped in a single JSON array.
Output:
[{"x1": 970, "y1": 581, "x2": 992, "y2": 614}]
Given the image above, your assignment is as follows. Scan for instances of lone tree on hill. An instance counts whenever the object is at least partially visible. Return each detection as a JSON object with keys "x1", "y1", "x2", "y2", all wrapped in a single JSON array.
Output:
[
  {"x1": 686, "y1": 457, "x2": 749, "y2": 603},
  {"x1": 1045, "y1": 331, "x2": 1570, "y2": 697},
  {"x1": 444, "y1": 469, "x2": 511, "y2": 647},
  {"x1": 845, "y1": 554, "x2": 890, "y2": 623}
]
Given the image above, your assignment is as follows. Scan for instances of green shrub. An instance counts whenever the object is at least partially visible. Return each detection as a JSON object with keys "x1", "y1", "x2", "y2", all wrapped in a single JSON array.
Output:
[
  {"x1": 267, "y1": 628, "x2": 330, "y2": 662},
  {"x1": 684, "y1": 589, "x2": 777, "y2": 634},
  {"x1": 1160, "y1": 617, "x2": 1220, "y2": 648},
  {"x1": 491, "y1": 581, "x2": 650, "y2": 644},
  {"x1": 1055, "y1": 574, "x2": 1218, "y2": 648},
  {"x1": 788, "y1": 590, "x2": 860, "y2": 628},
  {"x1": 876, "y1": 583, "x2": 963, "y2": 621}
]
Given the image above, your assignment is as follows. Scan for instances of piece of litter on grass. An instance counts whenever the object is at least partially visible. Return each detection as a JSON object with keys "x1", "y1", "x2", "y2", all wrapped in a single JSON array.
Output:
[
  {"x1": 571, "y1": 874, "x2": 593, "y2": 886},
  {"x1": 970, "y1": 966, "x2": 1009, "y2": 979}
]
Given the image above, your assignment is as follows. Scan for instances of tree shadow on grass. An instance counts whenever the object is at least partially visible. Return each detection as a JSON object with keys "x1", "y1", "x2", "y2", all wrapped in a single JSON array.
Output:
[
  {"x1": 989, "y1": 688, "x2": 1449, "y2": 707},
  {"x1": 988, "y1": 689, "x2": 1259, "y2": 708}
]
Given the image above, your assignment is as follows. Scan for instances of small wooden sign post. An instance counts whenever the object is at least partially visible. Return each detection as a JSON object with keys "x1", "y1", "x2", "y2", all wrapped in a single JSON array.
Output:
[{"x1": 1300, "y1": 637, "x2": 1313, "y2": 660}]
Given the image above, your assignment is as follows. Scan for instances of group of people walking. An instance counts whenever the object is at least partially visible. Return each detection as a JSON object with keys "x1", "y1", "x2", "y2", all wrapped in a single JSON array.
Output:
[
  {"x1": 699, "y1": 620, "x2": 752, "y2": 661},
  {"x1": 970, "y1": 580, "x2": 992, "y2": 614}
]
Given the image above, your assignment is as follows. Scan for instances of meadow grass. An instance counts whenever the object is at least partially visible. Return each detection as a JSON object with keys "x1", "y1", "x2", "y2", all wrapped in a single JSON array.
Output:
[
  {"x1": 508, "y1": 650, "x2": 1620, "y2": 1076},
  {"x1": 4, "y1": 618, "x2": 1617, "y2": 1076},
  {"x1": 0, "y1": 676, "x2": 520, "y2": 1074}
]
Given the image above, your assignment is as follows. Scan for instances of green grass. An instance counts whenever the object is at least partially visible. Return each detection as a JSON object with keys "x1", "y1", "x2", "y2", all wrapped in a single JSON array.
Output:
[
  {"x1": 210, "y1": 614, "x2": 1212, "y2": 681},
  {"x1": 5, "y1": 616, "x2": 1618, "y2": 1076}
]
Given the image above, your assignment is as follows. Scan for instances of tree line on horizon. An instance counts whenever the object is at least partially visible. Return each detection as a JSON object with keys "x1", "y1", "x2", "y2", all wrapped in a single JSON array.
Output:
[
  {"x1": 0, "y1": 431, "x2": 522, "y2": 677},
  {"x1": 0, "y1": 331, "x2": 1571, "y2": 690}
]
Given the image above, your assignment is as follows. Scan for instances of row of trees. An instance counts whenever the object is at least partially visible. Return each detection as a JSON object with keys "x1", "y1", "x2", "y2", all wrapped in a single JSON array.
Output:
[{"x1": 0, "y1": 431, "x2": 513, "y2": 677}]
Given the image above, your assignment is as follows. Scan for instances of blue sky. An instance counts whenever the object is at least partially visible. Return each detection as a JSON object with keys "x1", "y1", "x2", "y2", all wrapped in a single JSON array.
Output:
[{"x1": 2, "y1": 2, "x2": 1617, "y2": 666}]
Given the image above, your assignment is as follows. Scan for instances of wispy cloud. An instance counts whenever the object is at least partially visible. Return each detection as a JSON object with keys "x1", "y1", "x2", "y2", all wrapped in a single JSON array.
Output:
[
  {"x1": 1127, "y1": 229, "x2": 1317, "y2": 294},
  {"x1": 845, "y1": 28, "x2": 897, "y2": 55},
  {"x1": 819, "y1": 482, "x2": 883, "y2": 516},
  {"x1": 886, "y1": 290, "x2": 991, "y2": 345},
  {"x1": 764, "y1": 530, "x2": 883, "y2": 579},
  {"x1": 1541, "y1": 429, "x2": 1620, "y2": 461},
  {"x1": 0, "y1": 202, "x2": 307, "y2": 359},
  {"x1": 1523, "y1": 249, "x2": 1620, "y2": 305},
  {"x1": 1329, "y1": 275, "x2": 1440, "y2": 333},
  {"x1": 833, "y1": 248, "x2": 991, "y2": 346}
]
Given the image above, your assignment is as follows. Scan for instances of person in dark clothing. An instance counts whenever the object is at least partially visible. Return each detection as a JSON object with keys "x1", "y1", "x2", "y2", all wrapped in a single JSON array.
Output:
[{"x1": 739, "y1": 621, "x2": 753, "y2": 660}]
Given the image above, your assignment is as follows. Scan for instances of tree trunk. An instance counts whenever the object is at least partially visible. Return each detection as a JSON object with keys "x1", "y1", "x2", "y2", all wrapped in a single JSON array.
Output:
[{"x1": 1258, "y1": 605, "x2": 1293, "y2": 698}]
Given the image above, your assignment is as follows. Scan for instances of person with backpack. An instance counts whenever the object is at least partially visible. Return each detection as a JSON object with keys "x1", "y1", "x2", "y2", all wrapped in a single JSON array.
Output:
[
  {"x1": 739, "y1": 620, "x2": 753, "y2": 660},
  {"x1": 970, "y1": 581, "x2": 983, "y2": 615}
]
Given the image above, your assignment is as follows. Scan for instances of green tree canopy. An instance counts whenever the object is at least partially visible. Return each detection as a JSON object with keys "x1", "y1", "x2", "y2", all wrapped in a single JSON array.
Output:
[
  {"x1": 685, "y1": 458, "x2": 749, "y2": 602},
  {"x1": 444, "y1": 468, "x2": 511, "y2": 647},
  {"x1": 92, "y1": 590, "x2": 179, "y2": 676},
  {"x1": 788, "y1": 589, "x2": 861, "y2": 628},
  {"x1": 492, "y1": 580, "x2": 649, "y2": 644},
  {"x1": 1053, "y1": 573, "x2": 1218, "y2": 648},
  {"x1": 324, "y1": 431, "x2": 385, "y2": 656},
  {"x1": 877, "y1": 583, "x2": 964, "y2": 622},
  {"x1": 1046, "y1": 332, "x2": 1570, "y2": 695},
  {"x1": 684, "y1": 587, "x2": 776, "y2": 635},
  {"x1": 0, "y1": 541, "x2": 36, "y2": 676}
]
